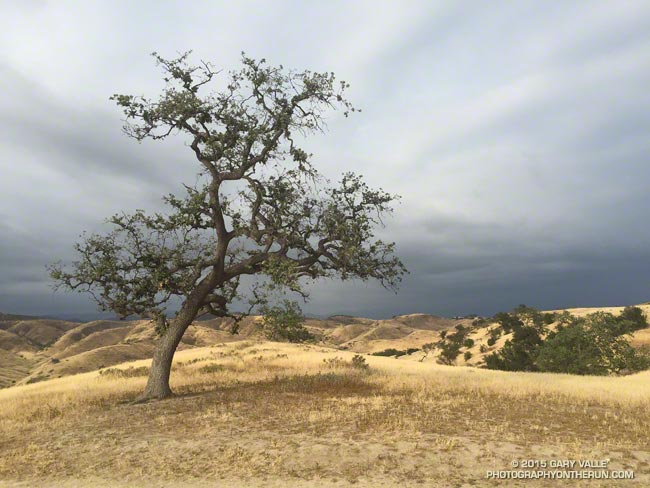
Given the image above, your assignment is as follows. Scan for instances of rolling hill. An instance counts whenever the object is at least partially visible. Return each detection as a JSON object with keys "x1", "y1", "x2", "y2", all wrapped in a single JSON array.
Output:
[
  {"x1": 1, "y1": 304, "x2": 649, "y2": 388},
  {"x1": 0, "y1": 311, "x2": 466, "y2": 388}
]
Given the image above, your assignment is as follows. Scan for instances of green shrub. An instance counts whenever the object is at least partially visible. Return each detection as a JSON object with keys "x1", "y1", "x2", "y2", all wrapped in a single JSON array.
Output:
[
  {"x1": 463, "y1": 338, "x2": 475, "y2": 348},
  {"x1": 371, "y1": 347, "x2": 420, "y2": 357},
  {"x1": 261, "y1": 300, "x2": 314, "y2": 343},
  {"x1": 464, "y1": 351, "x2": 472, "y2": 361},
  {"x1": 372, "y1": 348, "x2": 403, "y2": 357}
]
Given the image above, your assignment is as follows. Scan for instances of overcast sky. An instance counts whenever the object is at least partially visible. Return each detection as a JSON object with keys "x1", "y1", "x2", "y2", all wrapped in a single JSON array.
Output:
[{"x1": 1, "y1": 0, "x2": 650, "y2": 320}]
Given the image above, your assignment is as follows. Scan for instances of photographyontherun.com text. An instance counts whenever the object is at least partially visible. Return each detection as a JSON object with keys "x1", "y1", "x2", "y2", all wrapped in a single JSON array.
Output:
[{"x1": 487, "y1": 459, "x2": 634, "y2": 480}]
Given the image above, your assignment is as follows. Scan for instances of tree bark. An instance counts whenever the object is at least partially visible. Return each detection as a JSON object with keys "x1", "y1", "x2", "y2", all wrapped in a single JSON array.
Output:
[
  {"x1": 137, "y1": 316, "x2": 191, "y2": 401},
  {"x1": 136, "y1": 273, "x2": 220, "y2": 402}
]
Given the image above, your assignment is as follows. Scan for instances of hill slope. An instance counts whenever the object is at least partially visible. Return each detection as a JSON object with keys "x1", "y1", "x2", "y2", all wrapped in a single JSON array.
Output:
[
  {"x1": 0, "y1": 312, "x2": 463, "y2": 387},
  {"x1": 0, "y1": 341, "x2": 647, "y2": 487},
  {"x1": 1, "y1": 305, "x2": 649, "y2": 387}
]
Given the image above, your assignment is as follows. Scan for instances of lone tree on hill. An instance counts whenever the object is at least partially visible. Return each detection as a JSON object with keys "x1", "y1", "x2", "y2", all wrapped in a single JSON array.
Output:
[{"x1": 49, "y1": 52, "x2": 407, "y2": 401}]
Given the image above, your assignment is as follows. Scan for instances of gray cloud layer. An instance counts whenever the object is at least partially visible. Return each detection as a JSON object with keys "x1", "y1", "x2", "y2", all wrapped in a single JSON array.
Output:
[{"x1": 1, "y1": 1, "x2": 650, "y2": 319}]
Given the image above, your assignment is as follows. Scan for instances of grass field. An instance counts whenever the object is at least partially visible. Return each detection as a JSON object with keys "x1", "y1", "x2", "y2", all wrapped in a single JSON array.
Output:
[{"x1": 0, "y1": 341, "x2": 649, "y2": 487}]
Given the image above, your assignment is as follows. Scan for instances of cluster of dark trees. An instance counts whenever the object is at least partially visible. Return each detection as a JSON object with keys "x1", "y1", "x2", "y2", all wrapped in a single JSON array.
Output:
[{"x1": 484, "y1": 305, "x2": 649, "y2": 375}]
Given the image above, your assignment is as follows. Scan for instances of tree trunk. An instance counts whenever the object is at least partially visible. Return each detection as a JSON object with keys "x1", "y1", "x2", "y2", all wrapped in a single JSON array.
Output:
[
  {"x1": 137, "y1": 314, "x2": 195, "y2": 401},
  {"x1": 136, "y1": 271, "x2": 220, "y2": 402}
]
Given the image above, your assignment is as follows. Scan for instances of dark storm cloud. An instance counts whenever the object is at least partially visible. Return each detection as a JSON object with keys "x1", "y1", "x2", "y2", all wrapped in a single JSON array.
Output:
[
  {"x1": 0, "y1": 66, "x2": 201, "y2": 316},
  {"x1": 0, "y1": 65, "x2": 191, "y2": 189},
  {"x1": 1, "y1": 1, "x2": 650, "y2": 319}
]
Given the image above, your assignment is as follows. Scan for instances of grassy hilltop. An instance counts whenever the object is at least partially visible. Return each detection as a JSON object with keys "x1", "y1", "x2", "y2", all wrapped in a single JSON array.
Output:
[{"x1": 1, "y1": 336, "x2": 649, "y2": 487}]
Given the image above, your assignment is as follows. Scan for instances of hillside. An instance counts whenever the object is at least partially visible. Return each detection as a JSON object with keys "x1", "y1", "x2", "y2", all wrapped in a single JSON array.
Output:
[
  {"x1": 0, "y1": 312, "x2": 466, "y2": 388},
  {"x1": 447, "y1": 303, "x2": 650, "y2": 368},
  {"x1": 0, "y1": 341, "x2": 647, "y2": 487},
  {"x1": 1, "y1": 304, "x2": 649, "y2": 388}
]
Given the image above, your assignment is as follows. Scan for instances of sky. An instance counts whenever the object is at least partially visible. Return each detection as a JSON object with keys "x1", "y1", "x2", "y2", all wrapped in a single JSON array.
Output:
[{"x1": 1, "y1": 0, "x2": 650, "y2": 320}]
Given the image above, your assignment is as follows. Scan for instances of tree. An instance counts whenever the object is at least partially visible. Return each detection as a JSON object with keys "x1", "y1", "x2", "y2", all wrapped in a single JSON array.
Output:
[
  {"x1": 484, "y1": 325, "x2": 542, "y2": 372},
  {"x1": 48, "y1": 52, "x2": 407, "y2": 401},
  {"x1": 261, "y1": 300, "x2": 313, "y2": 343},
  {"x1": 438, "y1": 340, "x2": 462, "y2": 365},
  {"x1": 616, "y1": 306, "x2": 648, "y2": 334},
  {"x1": 536, "y1": 312, "x2": 650, "y2": 375}
]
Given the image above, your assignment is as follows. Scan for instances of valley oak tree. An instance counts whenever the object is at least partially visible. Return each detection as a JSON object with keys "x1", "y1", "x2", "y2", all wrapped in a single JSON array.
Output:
[{"x1": 49, "y1": 52, "x2": 407, "y2": 401}]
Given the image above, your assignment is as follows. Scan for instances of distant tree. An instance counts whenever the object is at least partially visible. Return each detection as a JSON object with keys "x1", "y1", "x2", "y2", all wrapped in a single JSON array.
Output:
[
  {"x1": 616, "y1": 306, "x2": 648, "y2": 333},
  {"x1": 419, "y1": 342, "x2": 435, "y2": 362},
  {"x1": 493, "y1": 312, "x2": 522, "y2": 334},
  {"x1": 261, "y1": 300, "x2": 313, "y2": 343},
  {"x1": 49, "y1": 52, "x2": 406, "y2": 401},
  {"x1": 438, "y1": 341, "x2": 462, "y2": 365}
]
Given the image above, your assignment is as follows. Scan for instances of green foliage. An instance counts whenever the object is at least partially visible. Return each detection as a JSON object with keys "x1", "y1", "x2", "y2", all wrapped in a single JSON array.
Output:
[
  {"x1": 261, "y1": 300, "x2": 313, "y2": 343},
  {"x1": 489, "y1": 327, "x2": 502, "y2": 341},
  {"x1": 371, "y1": 348, "x2": 402, "y2": 357},
  {"x1": 438, "y1": 341, "x2": 462, "y2": 365},
  {"x1": 472, "y1": 317, "x2": 488, "y2": 327},
  {"x1": 463, "y1": 338, "x2": 475, "y2": 348},
  {"x1": 537, "y1": 313, "x2": 650, "y2": 375},
  {"x1": 485, "y1": 326, "x2": 543, "y2": 372},
  {"x1": 371, "y1": 347, "x2": 420, "y2": 358},
  {"x1": 617, "y1": 306, "x2": 648, "y2": 333},
  {"x1": 484, "y1": 305, "x2": 650, "y2": 375},
  {"x1": 49, "y1": 52, "x2": 407, "y2": 329},
  {"x1": 493, "y1": 312, "x2": 521, "y2": 334},
  {"x1": 434, "y1": 325, "x2": 472, "y2": 365},
  {"x1": 464, "y1": 351, "x2": 473, "y2": 361}
]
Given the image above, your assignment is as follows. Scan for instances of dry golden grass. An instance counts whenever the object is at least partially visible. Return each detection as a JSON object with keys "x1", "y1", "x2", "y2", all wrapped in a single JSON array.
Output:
[
  {"x1": 0, "y1": 342, "x2": 649, "y2": 487},
  {"x1": 0, "y1": 350, "x2": 31, "y2": 388}
]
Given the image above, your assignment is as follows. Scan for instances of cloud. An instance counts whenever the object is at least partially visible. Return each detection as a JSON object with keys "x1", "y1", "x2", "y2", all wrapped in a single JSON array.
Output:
[{"x1": 1, "y1": 1, "x2": 650, "y2": 318}]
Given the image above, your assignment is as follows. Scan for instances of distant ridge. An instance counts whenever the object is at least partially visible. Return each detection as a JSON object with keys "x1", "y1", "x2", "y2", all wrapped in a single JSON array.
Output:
[
  {"x1": 0, "y1": 311, "x2": 79, "y2": 322},
  {"x1": 0, "y1": 312, "x2": 42, "y2": 321}
]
